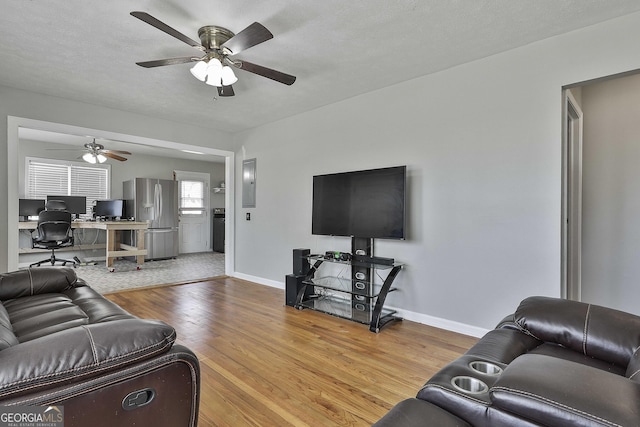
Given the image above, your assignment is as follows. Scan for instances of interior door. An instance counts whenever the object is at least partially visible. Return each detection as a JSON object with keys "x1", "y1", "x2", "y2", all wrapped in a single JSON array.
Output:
[{"x1": 174, "y1": 171, "x2": 210, "y2": 254}]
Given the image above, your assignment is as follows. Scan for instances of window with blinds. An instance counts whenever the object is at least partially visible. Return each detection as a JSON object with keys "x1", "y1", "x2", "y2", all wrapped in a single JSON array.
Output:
[
  {"x1": 26, "y1": 157, "x2": 110, "y2": 217},
  {"x1": 179, "y1": 180, "x2": 205, "y2": 215}
]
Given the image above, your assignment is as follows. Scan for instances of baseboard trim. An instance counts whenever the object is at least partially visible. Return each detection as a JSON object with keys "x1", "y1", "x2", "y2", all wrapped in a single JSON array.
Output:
[
  {"x1": 390, "y1": 306, "x2": 489, "y2": 338},
  {"x1": 234, "y1": 273, "x2": 488, "y2": 338},
  {"x1": 232, "y1": 272, "x2": 285, "y2": 289}
]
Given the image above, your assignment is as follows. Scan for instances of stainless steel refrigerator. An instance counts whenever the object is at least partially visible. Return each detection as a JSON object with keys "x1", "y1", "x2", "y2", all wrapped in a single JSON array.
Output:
[{"x1": 123, "y1": 178, "x2": 179, "y2": 260}]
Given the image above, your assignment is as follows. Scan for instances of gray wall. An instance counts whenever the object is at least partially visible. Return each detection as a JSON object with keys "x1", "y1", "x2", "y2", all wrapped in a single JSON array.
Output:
[
  {"x1": 232, "y1": 11, "x2": 640, "y2": 331},
  {"x1": 581, "y1": 73, "x2": 640, "y2": 314}
]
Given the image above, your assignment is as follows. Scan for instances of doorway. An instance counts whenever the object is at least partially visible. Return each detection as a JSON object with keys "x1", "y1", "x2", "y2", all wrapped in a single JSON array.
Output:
[
  {"x1": 561, "y1": 89, "x2": 583, "y2": 301},
  {"x1": 7, "y1": 117, "x2": 235, "y2": 276},
  {"x1": 562, "y1": 70, "x2": 640, "y2": 315},
  {"x1": 175, "y1": 170, "x2": 211, "y2": 254}
]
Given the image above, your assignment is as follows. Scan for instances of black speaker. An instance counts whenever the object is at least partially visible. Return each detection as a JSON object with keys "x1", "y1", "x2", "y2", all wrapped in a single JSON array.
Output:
[
  {"x1": 293, "y1": 248, "x2": 311, "y2": 275},
  {"x1": 285, "y1": 274, "x2": 310, "y2": 307}
]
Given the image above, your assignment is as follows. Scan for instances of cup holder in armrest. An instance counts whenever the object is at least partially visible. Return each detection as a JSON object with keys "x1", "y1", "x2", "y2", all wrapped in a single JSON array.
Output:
[
  {"x1": 451, "y1": 376, "x2": 489, "y2": 395},
  {"x1": 469, "y1": 360, "x2": 503, "y2": 376}
]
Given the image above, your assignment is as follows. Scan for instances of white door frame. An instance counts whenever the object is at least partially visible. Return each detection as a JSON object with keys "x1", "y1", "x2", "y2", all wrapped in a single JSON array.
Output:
[
  {"x1": 6, "y1": 116, "x2": 235, "y2": 275},
  {"x1": 561, "y1": 89, "x2": 584, "y2": 300}
]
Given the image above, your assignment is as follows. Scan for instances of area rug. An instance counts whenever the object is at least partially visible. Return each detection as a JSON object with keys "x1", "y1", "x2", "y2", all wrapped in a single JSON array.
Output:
[{"x1": 73, "y1": 252, "x2": 225, "y2": 294}]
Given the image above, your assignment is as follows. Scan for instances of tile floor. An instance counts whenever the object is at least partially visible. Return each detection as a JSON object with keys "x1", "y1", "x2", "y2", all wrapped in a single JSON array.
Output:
[{"x1": 70, "y1": 252, "x2": 225, "y2": 294}]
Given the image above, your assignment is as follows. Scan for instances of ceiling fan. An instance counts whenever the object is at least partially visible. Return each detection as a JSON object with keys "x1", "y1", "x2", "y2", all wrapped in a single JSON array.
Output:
[
  {"x1": 130, "y1": 11, "x2": 296, "y2": 97},
  {"x1": 47, "y1": 138, "x2": 132, "y2": 163},
  {"x1": 81, "y1": 139, "x2": 131, "y2": 163}
]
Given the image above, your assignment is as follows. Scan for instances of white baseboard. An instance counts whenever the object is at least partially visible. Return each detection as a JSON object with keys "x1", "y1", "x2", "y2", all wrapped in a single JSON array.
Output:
[
  {"x1": 233, "y1": 272, "x2": 488, "y2": 338},
  {"x1": 390, "y1": 306, "x2": 489, "y2": 338},
  {"x1": 232, "y1": 272, "x2": 285, "y2": 289}
]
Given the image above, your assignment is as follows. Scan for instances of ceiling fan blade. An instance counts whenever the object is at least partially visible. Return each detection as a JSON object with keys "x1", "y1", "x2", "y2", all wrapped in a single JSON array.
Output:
[
  {"x1": 103, "y1": 149, "x2": 132, "y2": 155},
  {"x1": 217, "y1": 85, "x2": 235, "y2": 97},
  {"x1": 131, "y1": 11, "x2": 204, "y2": 51},
  {"x1": 102, "y1": 152, "x2": 128, "y2": 162},
  {"x1": 232, "y1": 60, "x2": 296, "y2": 85},
  {"x1": 136, "y1": 56, "x2": 196, "y2": 68},
  {"x1": 221, "y1": 22, "x2": 273, "y2": 55}
]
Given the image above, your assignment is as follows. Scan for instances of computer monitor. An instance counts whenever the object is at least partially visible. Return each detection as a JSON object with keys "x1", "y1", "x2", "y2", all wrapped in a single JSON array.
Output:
[
  {"x1": 18, "y1": 199, "x2": 45, "y2": 221},
  {"x1": 94, "y1": 199, "x2": 124, "y2": 220},
  {"x1": 46, "y1": 195, "x2": 87, "y2": 219}
]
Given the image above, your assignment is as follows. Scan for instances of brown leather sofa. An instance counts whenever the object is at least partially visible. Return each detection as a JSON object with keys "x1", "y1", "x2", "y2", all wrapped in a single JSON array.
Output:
[
  {"x1": 0, "y1": 267, "x2": 199, "y2": 426},
  {"x1": 374, "y1": 296, "x2": 640, "y2": 426}
]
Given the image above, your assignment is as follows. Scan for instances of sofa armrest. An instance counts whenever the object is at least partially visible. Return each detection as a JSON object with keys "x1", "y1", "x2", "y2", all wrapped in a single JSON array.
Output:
[
  {"x1": 0, "y1": 268, "x2": 81, "y2": 300},
  {"x1": 515, "y1": 296, "x2": 640, "y2": 366},
  {"x1": 464, "y1": 329, "x2": 540, "y2": 365},
  {"x1": 0, "y1": 319, "x2": 175, "y2": 399},
  {"x1": 491, "y1": 354, "x2": 640, "y2": 427}
]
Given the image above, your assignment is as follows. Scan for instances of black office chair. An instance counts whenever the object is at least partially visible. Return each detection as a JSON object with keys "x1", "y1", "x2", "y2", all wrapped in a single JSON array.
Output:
[{"x1": 30, "y1": 201, "x2": 77, "y2": 267}]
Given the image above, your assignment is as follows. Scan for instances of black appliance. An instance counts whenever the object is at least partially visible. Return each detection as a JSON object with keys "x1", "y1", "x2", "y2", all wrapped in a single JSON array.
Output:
[{"x1": 212, "y1": 208, "x2": 225, "y2": 253}]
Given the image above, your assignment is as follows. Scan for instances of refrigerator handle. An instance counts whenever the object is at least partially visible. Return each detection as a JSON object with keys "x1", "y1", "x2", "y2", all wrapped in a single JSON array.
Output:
[
  {"x1": 154, "y1": 183, "x2": 160, "y2": 220},
  {"x1": 158, "y1": 183, "x2": 163, "y2": 221}
]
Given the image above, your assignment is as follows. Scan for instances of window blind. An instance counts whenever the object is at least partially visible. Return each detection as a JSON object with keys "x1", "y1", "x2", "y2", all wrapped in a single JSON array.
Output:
[
  {"x1": 27, "y1": 161, "x2": 70, "y2": 197},
  {"x1": 26, "y1": 158, "x2": 110, "y2": 216}
]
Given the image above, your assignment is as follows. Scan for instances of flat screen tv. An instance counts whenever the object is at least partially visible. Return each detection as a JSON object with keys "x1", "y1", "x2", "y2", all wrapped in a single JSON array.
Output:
[
  {"x1": 312, "y1": 166, "x2": 406, "y2": 239},
  {"x1": 46, "y1": 195, "x2": 87, "y2": 218}
]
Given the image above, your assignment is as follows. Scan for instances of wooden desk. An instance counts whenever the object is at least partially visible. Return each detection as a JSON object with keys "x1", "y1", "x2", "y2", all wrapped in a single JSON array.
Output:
[{"x1": 19, "y1": 220, "x2": 148, "y2": 271}]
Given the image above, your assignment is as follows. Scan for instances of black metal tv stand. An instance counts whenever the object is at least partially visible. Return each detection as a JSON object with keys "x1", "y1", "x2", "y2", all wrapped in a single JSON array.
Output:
[{"x1": 295, "y1": 237, "x2": 403, "y2": 332}]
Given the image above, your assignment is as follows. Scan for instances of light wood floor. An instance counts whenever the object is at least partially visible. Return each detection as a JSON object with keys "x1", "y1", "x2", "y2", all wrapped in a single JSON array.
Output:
[{"x1": 106, "y1": 277, "x2": 478, "y2": 426}]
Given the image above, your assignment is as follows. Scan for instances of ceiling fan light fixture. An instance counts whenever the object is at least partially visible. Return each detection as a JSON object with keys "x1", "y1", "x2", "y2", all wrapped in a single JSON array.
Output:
[
  {"x1": 132, "y1": 13, "x2": 296, "y2": 95},
  {"x1": 96, "y1": 154, "x2": 107, "y2": 163},
  {"x1": 190, "y1": 60, "x2": 208, "y2": 81},
  {"x1": 221, "y1": 66, "x2": 238, "y2": 85},
  {"x1": 82, "y1": 153, "x2": 97, "y2": 164},
  {"x1": 205, "y1": 58, "x2": 223, "y2": 87}
]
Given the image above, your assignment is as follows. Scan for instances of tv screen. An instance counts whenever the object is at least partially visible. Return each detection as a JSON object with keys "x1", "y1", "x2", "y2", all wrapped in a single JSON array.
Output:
[
  {"x1": 312, "y1": 166, "x2": 406, "y2": 239},
  {"x1": 46, "y1": 195, "x2": 87, "y2": 216},
  {"x1": 95, "y1": 199, "x2": 124, "y2": 218},
  {"x1": 19, "y1": 199, "x2": 45, "y2": 219}
]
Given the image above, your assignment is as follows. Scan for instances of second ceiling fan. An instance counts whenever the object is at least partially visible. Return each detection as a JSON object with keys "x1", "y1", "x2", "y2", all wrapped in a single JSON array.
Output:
[{"x1": 131, "y1": 11, "x2": 296, "y2": 97}]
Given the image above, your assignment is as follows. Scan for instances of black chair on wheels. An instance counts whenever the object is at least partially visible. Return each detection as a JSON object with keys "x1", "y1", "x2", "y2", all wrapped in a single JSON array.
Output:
[{"x1": 30, "y1": 200, "x2": 77, "y2": 267}]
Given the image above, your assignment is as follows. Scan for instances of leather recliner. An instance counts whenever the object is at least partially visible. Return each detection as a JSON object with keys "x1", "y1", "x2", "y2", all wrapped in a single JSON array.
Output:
[
  {"x1": 0, "y1": 267, "x2": 200, "y2": 427},
  {"x1": 374, "y1": 296, "x2": 640, "y2": 426}
]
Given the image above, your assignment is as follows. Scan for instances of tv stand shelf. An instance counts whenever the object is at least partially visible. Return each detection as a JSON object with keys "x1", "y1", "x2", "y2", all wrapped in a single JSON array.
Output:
[
  {"x1": 306, "y1": 254, "x2": 400, "y2": 270},
  {"x1": 295, "y1": 254, "x2": 403, "y2": 333}
]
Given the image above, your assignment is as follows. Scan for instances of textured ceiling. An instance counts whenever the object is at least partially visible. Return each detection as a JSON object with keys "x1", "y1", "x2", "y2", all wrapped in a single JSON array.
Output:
[{"x1": 2, "y1": 1, "x2": 640, "y2": 134}]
